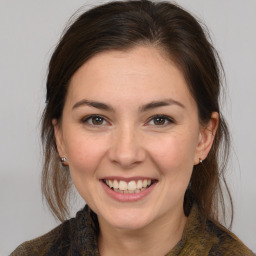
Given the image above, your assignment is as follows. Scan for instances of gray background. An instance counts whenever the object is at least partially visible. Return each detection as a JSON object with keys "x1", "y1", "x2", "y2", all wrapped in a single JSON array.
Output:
[{"x1": 0, "y1": 0, "x2": 255, "y2": 254}]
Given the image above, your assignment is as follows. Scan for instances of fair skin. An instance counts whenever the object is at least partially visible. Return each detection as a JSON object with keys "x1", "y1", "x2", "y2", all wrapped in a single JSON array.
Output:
[{"x1": 53, "y1": 46, "x2": 218, "y2": 256}]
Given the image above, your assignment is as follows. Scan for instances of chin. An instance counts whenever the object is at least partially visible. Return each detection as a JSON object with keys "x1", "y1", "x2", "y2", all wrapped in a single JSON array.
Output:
[
  {"x1": 98, "y1": 207, "x2": 155, "y2": 231},
  {"x1": 110, "y1": 217, "x2": 151, "y2": 231}
]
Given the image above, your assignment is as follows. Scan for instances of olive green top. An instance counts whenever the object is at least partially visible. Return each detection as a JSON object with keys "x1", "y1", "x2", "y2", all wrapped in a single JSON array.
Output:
[{"x1": 11, "y1": 204, "x2": 255, "y2": 255}]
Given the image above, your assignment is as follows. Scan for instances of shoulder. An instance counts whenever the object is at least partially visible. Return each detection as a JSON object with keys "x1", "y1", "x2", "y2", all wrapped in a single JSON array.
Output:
[
  {"x1": 10, "y1": 217, "x2": 76, "y2": 256},
  {"x1": 206, "y1": 220, "x2": 255, "y2": 256},
  {"x1": 179, "y1": 203, "x2": 255, "y2": 256},
  {"x1": 10, "y1": 205, "x2": 99, "y2": 256}
]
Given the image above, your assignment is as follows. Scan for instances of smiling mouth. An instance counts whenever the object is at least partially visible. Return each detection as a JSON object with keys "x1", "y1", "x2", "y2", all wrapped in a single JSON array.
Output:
[{"x1": 103, "y1": 179, "x2": 156, "y2": 194}]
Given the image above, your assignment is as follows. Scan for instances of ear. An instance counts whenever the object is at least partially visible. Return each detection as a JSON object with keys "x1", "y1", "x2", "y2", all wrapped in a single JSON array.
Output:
[
  {"x1": 52, "y1": 119, "x2": 67, "y2": 159},
  {"x1": 194, "y1": 112, "x2": 219, "y2": 165}
]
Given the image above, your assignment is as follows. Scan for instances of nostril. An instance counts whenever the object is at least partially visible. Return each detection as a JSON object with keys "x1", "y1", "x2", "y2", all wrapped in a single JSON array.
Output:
[
  {"x1": 108, "y1": 145, "x2": 146, "y2": 168},
  {"x1": 107, "y1": 131, "x2": 146, "y2": 167}
]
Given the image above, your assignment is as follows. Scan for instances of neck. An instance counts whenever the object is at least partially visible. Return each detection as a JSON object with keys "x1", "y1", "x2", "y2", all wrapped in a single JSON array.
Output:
[{"x1": 98, "y1": 206, "x2": 187, "y2": 256}]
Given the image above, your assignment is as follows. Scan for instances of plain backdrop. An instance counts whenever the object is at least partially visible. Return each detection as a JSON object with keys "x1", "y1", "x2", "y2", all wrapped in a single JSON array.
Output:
[{"x1": 0, "y1": 0, "x2": 255, "y2": 255}]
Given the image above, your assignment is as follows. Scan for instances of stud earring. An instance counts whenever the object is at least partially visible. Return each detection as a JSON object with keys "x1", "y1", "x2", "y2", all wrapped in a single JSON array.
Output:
[
  {"x1": 60, "y1": 157, "x2": 68, "y2": 166},
  {"x1": 199, "y1": 158, "x2": 203, "y2": 164}
]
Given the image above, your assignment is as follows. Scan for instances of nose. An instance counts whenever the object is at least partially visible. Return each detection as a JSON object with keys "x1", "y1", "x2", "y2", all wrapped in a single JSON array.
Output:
[{"x1": 108, "y1": 125, "x2": 146, "y2": 168}]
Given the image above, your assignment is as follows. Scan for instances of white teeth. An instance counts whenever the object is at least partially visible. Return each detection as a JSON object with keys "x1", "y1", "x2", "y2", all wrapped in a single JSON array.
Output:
[
  {"x1": 113, "y1": 180, "x2": 119, "y2": 189},
  {"x1": 105, "y1": 179, "x2": 154, "y2": 193},
  {"x1": 128, "y1": 181, "x2": 136, "y2": 190},
  {"x1": 119, "y1": 180, "x2": 127, "y2": 190},
  {"x1": 137, "y1": 180, "x2": 142, "y2": 189},
  {"x1": 142, "y1": 180, "x2": 148, "y2": 188}
]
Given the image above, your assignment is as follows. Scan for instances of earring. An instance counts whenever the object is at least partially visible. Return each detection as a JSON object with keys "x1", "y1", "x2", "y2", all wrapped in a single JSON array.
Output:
[
  {"x1": 60, "y1": 157, "x2": 68, "y2": 166},
  {"x1": 199, "y1": 158, "x2": 203, "y2": 164}
]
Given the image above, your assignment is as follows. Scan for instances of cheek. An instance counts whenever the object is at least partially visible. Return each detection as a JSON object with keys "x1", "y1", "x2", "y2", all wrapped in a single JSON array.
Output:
[
  {"x1": 148, "y1": 131, "x2": 198, "y2": 204},
  {"x1": 65, "y1": 132, "x2": 108, "y2": 175},
  {"x1": 147, "y1": 130, "x2": 198, "y2": 176},
  {"x1": 64, "y1": 133, "x2": 109, "y2": 207}
]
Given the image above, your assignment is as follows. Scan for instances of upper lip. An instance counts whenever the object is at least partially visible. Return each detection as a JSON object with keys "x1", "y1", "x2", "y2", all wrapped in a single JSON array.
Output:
[{"x1": 100, "y1": 176, "x2": 158, "y2": 182}]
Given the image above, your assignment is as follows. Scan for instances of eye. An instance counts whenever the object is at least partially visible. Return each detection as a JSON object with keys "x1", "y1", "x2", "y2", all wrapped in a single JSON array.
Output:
[
  {"x1": 82, "y1": 115, "x2": 108, "y2": 126},
  {"x1": 147, "y1": 115, "x2": 174, "y2": 126}
]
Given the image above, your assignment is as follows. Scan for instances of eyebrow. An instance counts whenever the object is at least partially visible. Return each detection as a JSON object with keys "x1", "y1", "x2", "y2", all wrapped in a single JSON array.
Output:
[
  {"x1": 139, "y1": 99, "x2": 185, "y2": 112},
  {"x1": 72, "y1": 98, "x2": 185, "y2": 112},
  {"x1": 72, "y1": 99, "x2": 114, "y2": 111}
]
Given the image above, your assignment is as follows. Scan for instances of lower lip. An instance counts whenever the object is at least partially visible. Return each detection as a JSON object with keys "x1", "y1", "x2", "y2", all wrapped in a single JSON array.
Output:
[{"x1": 101, "y1": 181, "x2": 157, "y2": 202}]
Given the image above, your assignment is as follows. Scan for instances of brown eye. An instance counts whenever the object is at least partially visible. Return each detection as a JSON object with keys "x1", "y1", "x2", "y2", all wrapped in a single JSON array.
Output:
[
  {"x1": 147, "y1": 115, "x2": 174, "y2": 126},
  {"x1": 91, "y1": 116, "x2": 104, "y2": 125},
  {"x1": 153, "y1": 117, "x2": 166, "y2": 125},
  {"x1": 82, "y1": 115, "x2": 107, "y2": 126}
]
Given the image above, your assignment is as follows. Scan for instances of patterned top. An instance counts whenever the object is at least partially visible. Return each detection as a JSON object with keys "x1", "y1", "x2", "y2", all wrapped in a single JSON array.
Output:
[{"x1": 11, "y1": 204, "x2": 255, "y2": 255}]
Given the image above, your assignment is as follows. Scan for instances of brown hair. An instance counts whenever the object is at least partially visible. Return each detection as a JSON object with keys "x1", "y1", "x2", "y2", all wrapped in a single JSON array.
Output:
[{"x1": 41, "y1": 0, "x2": 233, "y2": 224}]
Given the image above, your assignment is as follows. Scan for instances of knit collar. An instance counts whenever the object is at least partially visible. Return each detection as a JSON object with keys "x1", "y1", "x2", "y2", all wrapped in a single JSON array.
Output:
[
  {"x1": 72, "y1": 204, "x2": 218, "y2": 255},
  {"x1": 72, "y1": 205, "x2": 100, "y2": 255},
  {"x1": 166, "y1": 204, "x2": 219, "y2": 255}
]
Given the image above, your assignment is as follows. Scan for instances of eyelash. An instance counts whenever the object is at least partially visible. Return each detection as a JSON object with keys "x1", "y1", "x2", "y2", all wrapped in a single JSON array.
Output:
[
  {"x1": 147, "y1": 115, "x2": 174, "y2": 126},
  {"x1": 81, "y1": 114, "x2": 174, "y2": 127},
  {"x1": 82, "y1": 115, "x2": 108, "y2": 126}
]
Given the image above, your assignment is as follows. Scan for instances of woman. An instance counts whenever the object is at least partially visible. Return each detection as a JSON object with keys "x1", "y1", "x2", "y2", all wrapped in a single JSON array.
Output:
[{"x1": 11, "y1": 0, "x2": 255, "y2": 255}]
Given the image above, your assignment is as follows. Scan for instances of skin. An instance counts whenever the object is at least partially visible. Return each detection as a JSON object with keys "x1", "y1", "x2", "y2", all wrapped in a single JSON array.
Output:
[{"x1": 53, "y1": 46, "x2": 218, "y2": 256}]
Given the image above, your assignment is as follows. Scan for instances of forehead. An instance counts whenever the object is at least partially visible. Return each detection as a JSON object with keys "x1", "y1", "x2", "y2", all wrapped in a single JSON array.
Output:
[{"x1": 67, "y1": 46, "x2": 195, "y2": 109}]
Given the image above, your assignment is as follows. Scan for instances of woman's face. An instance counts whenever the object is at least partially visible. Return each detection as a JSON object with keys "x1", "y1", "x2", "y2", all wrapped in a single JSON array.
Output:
[{"x1": 54, "y1": 46, "x2": 216, "y2": 231}]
